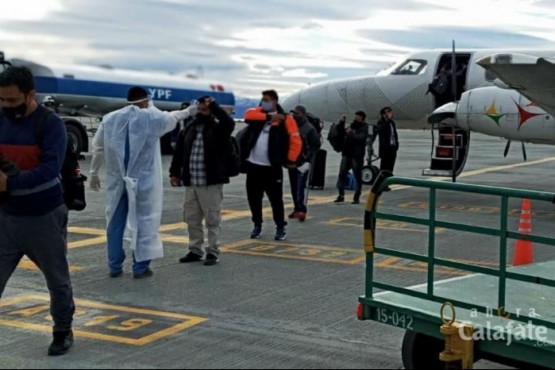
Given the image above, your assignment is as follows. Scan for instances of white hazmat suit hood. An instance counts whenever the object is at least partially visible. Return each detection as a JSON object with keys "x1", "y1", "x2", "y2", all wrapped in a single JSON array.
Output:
[{"x1": 90, "y1": 101, "x2": 197, "y2": 262}]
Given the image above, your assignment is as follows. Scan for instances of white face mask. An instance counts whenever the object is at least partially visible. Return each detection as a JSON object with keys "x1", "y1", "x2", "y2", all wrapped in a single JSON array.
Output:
[{"x1": 261, "y1": 101, "x2": 274, "y2": 112}]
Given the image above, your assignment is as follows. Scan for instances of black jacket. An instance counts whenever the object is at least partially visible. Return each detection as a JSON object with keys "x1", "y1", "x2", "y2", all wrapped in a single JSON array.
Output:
[
  {"x1": 239, "y1": 104, "x2": 301, "y2": 172},
  {"x1": 376, "y1": 118, "x2": 399, "y2": 155},
  {"x1": 169, "y1": 102, "x2": 235, "y2": 186},
  {"x1": 340, "y1": 120, "x2": 369, "y2": 159}
]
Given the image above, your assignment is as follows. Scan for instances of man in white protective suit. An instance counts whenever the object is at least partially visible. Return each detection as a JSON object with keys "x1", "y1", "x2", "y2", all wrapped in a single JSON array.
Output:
[{"x1": 89, "y1": 87, "x2": 198, "y2": 279}]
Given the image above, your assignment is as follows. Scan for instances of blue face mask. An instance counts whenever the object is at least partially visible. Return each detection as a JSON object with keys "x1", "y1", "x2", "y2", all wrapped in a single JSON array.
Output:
[{"x1": 261, "y1": 101, "x2": 274, "y2": 112}]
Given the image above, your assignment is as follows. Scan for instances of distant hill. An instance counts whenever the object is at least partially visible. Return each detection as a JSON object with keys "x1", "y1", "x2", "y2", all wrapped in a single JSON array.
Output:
[{"x1": 233, "y1": 97, "x2": 259, "y2": 119}]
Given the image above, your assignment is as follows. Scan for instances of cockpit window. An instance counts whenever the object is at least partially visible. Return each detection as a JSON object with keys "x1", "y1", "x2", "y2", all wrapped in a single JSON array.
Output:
[{"x1": 391, "y1": 59, "x2": 428, "y2": 75}]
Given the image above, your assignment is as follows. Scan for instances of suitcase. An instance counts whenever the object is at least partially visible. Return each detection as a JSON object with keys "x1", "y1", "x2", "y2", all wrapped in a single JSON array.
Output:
[{"x1": 309, "y1": 149, "x2": 327, "y2": 190}]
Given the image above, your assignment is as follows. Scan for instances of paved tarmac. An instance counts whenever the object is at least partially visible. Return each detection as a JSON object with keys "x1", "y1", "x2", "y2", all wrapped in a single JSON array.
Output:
[{"x1": 2, "y1": 127, "x2": 555, "y2": 369}]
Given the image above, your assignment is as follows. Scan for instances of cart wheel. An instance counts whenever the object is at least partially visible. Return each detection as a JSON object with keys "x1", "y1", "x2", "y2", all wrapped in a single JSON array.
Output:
[
  {"x1": 402, "y1": 330, "x2": 446, "y2": 370},
  {"x1": 362, "y1": 165, "x2": 379, "y2": 185}
]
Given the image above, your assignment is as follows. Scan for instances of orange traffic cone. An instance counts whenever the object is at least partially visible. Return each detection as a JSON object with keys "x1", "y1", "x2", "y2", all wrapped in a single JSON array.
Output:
[{"x1": 513, "y1": 199, "x2": 534, "y2": 266}]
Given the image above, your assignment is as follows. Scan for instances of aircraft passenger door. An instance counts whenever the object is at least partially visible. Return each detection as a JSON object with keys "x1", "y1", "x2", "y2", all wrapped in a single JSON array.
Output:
[{"x1": 432, "y1": 54, "x2": 472, "y2": 108}]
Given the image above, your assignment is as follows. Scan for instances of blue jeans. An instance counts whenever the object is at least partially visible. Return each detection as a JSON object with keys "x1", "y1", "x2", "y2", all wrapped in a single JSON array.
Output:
[
  {"x1": 107, "y1": 191, "x2": 151, "y2": 275},
  {"x1": 288, "y1": 169, "x2": 310, "y2": 213}
]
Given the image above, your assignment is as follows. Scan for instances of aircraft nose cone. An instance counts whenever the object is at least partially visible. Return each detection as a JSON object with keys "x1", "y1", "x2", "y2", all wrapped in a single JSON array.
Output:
[{"x1": 282, "y1": 92, "x2": 300, "y2": 112}]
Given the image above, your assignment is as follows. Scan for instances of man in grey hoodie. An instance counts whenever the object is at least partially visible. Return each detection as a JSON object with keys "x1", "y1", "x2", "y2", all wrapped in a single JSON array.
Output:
[{"x1": 288, "y1": 105, "x2": 321, "y2": 222}]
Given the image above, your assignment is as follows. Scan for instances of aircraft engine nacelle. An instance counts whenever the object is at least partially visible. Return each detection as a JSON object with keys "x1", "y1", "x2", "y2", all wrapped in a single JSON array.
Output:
[{"x1": 456, "y1": 87, "x2": 555, "y2": 144}]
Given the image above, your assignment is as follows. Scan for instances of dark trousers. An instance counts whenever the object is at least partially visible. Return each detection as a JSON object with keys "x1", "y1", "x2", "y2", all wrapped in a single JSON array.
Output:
[
  {"x1": 0, "y1": 205, "x2": 75, "y2": 332},
  {"x1": 288, "y1": 168, "x2": 310, "y2": 213},
  {"x1": 337, "y1": 156, "x2": 364, "y2": 200},
  {"x1": 380, "y1": 151, "x2": 398, "y2": 174},
  {"x1": 246, "y1": 163, "x2": 286, "y2": 228}
]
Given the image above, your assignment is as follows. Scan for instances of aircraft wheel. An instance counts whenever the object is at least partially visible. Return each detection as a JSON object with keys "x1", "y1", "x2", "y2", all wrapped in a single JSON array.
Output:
[
  {"x1": 362, "y1": 165, "x2": 379, "y2": 185},
  {"x1": 66, "y1": 124, "x2": 83, "y2": 155},
  {"x1": 402, "y1": 331, "x2": 446, "y2": 369}
]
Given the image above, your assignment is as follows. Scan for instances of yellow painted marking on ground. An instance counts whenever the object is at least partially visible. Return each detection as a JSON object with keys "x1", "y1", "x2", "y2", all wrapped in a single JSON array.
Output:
[
  {"x1": 68, "y1": 227, "x2": 105, "y2": 236},
  {"x1": 160, "y1": 235, "x2": 189, "y2": 244},
  {"x1": 158, "y1": 223, "x2": 185, "y2": 232},
  {"x1": 326, "y1": 217, "x2": 446, "y2": 234},
  {"x1": 17, "y1": 259, "x2": 83, "y2": 272},
  {"x1": 221, "y1": 240, "x2": 365, "y2": 265},
  {"x1": 459, "y1": 156, "x2": 555, "y2": 178},
  {"x1": 69, "y1": 236, "x2": 107, "y2": 250},
  {"x1": 0, "y1": 294, "x2": 208, "y2": 346},
  {"x1": 387, "y1": 157, "x2": 555, "y2": 193},
  {"x1": 376, "y1": 257, "x2": 498, "y2": 276}
]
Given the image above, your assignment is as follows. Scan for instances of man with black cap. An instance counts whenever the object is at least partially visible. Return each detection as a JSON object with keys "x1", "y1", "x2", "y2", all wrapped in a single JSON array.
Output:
[
  {"x1": 288, "y1": 105, "x2": 321, "y2": 221},
  {"x1": 169, "y1": 96, "x2": 235, "y2": 266},
  {"x1": 90, "y1": 87, "x2": 198, "y2": 279},
  {"x1": 334, "y1": 111, "x2": 369, "y2": 204}
]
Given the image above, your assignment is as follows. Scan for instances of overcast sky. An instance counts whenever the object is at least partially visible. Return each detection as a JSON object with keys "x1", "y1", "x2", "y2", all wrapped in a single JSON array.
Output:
[{"x1": 1, "y1": 0, "x2": 555, "y2": 98}]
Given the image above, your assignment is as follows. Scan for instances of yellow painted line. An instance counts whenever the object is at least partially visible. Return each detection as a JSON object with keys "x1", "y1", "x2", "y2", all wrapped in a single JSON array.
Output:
[
  {"x1": 69, "y1": 236, "x2": 107, "y2": 250},
  {"x1": 158, "y1": 223, "x2": 185, "y2": 232},
  {"x1": 458, "y1": 156, "x2": 555, "y2": 178},
  {"x1": 326, "y1": 217, "x2": 445, "y2": 234},
  {"x1": 160, "y1": 235, "x2": 189, "y2": 244},
  {"x1": 17, "y1": 259, "x2": 83, "y2": 272},
  {"x1": 0, "y1": 294, "x2": 208, "y2": 346},
  {"x1": 376, "y1": 257, "x2": 401, "y2": 267},
  {"x1": 68, "y1": 227, "x2": 105, "y2": 236},
  {"x1": 387, "y1": 157, "x2": 555, "y2": 193},
  {"x1": 221, "y1": 240, "x2": 364, "y2": 265}
]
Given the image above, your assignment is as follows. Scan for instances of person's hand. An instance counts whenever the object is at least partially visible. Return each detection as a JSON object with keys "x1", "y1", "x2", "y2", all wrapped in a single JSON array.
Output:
[
  {"x1": 185, "y1": 104, "x2": 198, "y2": 117},
  {"x1": 0, "y1": 171, "x2": 7, "y2": 192},
  {"x1": 298, "y1": 162, "x2": 311, "y2": 174},
  {"x1": 90, "y1": 174, "x2": 101, "y2": 191},
  {"x1": 339, "y1": 115, "x2": 347, "y2": 122},
  {"x1": 271, "y1": 114, "x2": 285, "y2": 123},
  {"x1": 170, "y1": 176, "x2": 182, "y2": 187},
  {"x1": 346, "y1": 127, "x2": 353, "y2": 134}
]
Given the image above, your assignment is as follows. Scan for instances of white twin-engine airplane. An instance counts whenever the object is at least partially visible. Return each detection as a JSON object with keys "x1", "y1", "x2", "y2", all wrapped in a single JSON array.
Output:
[{"x1": 282, "y1": 49, "x2": 555, "y2": 178}]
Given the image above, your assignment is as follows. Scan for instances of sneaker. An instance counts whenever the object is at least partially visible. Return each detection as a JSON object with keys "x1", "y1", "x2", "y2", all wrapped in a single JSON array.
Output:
[
  {"x1": 179, "y1": 252, "x2": 203, "y2": 263},
  {"x1": 204, "y1": 254, "x2": 219, "y2": 266},
  {"x1": 48, "y1": 330, "x2": 74, "y2": 356},
  {"x1": 288, "y1": 211, "x2": 299, "y2": 219},
  {"x1": 109, "y1": 271, "x2": 123, "y2": 278},
  {"x1": 297, "y1": 212, "x2": 307, "y2": 222},
  {"x1": 275, "y1": 228, "x2": 287, "y2": 241},
  {"x1": 352, "y1": 199, "x2": 360, "y2": 205},
  {"x1": 334, "y1": 196, "x2": 345, "y2": 203},
  {"x1": 133, "y1": 269, "x2": 154, "y2": 279},
  {"x1": 250, "y1": 225, "x2": 262, "y2": 239}
]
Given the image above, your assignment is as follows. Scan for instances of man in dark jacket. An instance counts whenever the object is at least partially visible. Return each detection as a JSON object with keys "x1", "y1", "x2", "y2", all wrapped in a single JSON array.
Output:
[
  {"x1": 376, "y1": 107, "x2": 399, "y2": 191},
  {"x1": 240, "y1": 90, "x2": 302, "y2": 241},
  {"x1": 169, "y1": 96, "x2": 235, "y2": 266},
  {"x1": 288, "y1": 105, "x2": 321, "y2": 222},
  {"x1": 335, "y1": 111, "x2": 369, "y2": 204},
  {"x1": 0, "y1": 66, "x2": 75, "y2": 356}
]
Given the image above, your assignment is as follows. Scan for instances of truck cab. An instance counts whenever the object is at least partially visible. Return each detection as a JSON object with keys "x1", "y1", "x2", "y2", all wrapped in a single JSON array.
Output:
[{"x1": 0, "y1": 51, "x2": 90, "y2": 155}]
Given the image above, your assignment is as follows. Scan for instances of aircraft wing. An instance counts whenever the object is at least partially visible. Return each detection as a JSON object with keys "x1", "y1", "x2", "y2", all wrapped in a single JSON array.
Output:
[{"x1": 477, "y1": 54, "x2": 555, "y2": 116}]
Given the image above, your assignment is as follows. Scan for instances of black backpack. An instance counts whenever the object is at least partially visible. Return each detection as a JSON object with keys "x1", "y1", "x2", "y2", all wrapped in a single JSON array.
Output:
[
  {"x1": 428, "y1": 73, "x2": 450, "y2": 96},
  {"x1": 225, "y1": 136, "x2": 241, "y2": 178},
  {"x1": 327, "y1": 122, "x2": 345, "y2": 153},
  {"x1": 306, "y1": 113, "x2": 323, "y2": 135},
  {"x1": 34, "y1": 108, "x2": 88, "y2": 211}
]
